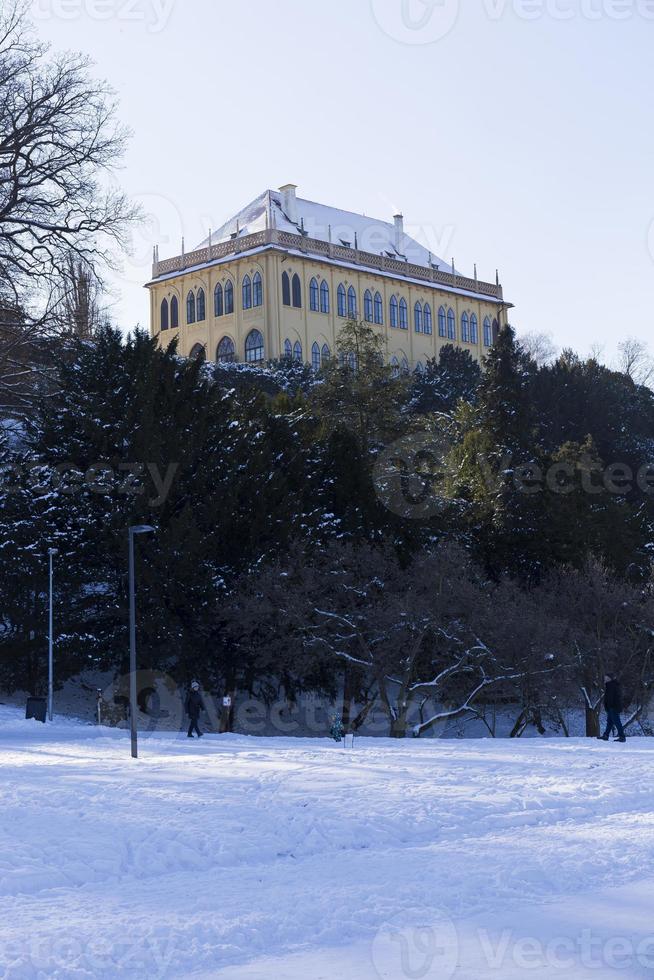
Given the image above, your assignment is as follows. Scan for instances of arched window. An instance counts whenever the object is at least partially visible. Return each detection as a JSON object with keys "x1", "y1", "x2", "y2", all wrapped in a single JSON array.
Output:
[
  {"x1": 189, "y1": 343, "x2": 205, "y2": 362},
  {"x1": 438, "y1": 306, "x2": 446, "y2": 337},
  {"x1": 225, "y1": 280, "x2": 234, "y2": 315},
  {"x1": 374, "y1": 292, "x2": 383, "y2": 324},
  {"x1": 347, "y1": 286, "x2": 357, "y2": 319},
  {"x1": 492, "y1": 318, "x2": 499, "y2": 342},
  {"x1": 293, "y1": 340, "x2": 302, "y2": 362},
  {"x1": 399, "y1": 298, "x2": 408, "y2": 330},
  {"x1": 390, "y1": 295, "x2": 399, "y2": 328},
  {"x1": 282, "y1": 271, "x2": 291, "y2": 307},
  {"x1": 424, "y1": 304, "x2": 433, "y2": 335},
  {"x1": 415, "y1": 361, "x2": 425, "y2": 374},
  {"x1": 364, "y1": 290, "x2": 373, "y2": 322},
  {"x1": 214, "y1": 283, "x2": 224, "y2": 317},
  {"x1": 245, "y1": 329, "x2": 265, "y2": 363},
  {"x1": 447, "y1": 308, "x2": 456, "y2": 340},
  {"x1": 414, "y1": 301, "x2": 423, "y2": 333},
  {"x1": 311, "y1": 342, "x2": 321, "y2": 371},
  {"x1": 461, "y1": 312, "x2": 469, "y2": 343},
  {"x1": 216, "y1": 336, "x2": 235, "y2": 363},
  {"x1": 283, "y1": 338, "x2": 292, "y2": 359},
  {"x1": 470, "y1": 314, "x2": 478, "y2": 344},
  {"x1": 484, "y1": 316, "x2": 492, "y2": 347},
  {"x1": 292, "y1": 273, "x2": 302, "y2": 308},
  {"x1": 170, "y1": 295, "x2": 179, "y2": 329},
  {"x1": 242, "y1": 275, "x2": 252, "y2": 310},
  {"x1": 310, "y1": 278, "x2": 319, "y2": 312},
  {"x1": 160, "y1": 298, "x2": 169, "y2": 331},
  {"x1": 186, "y1": 291, "x2": 196, "y2": 324},
  {"x1": 320, "y1": 280, "x2": 330, "y2": 314},
  {"x1": 337, "y1": 283, "x2": 347, "y2": 317},
  {"x1": 196, "y1": 288, "x2": 206, "y2": 322},
  {"x1": 253, "y1": 272, "x2": 263, "y2": 307},
  {"x1": 391, "y1": 355, "x2": 400, "y2": 378},
  {"x1": 401, "y1": 357, "x2": 409, "y2": 374},
  {"x1": 321, "y1": 343, "x2": 331, "y2": 363}
]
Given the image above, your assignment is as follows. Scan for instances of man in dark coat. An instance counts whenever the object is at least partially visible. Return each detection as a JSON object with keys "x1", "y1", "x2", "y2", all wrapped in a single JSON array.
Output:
[
  {"x1": 185, "y1": 681, "x2": 204, "y2": 738},
  {"x1": 600, "y1": 674, "x2": 626, "y2": 742}
]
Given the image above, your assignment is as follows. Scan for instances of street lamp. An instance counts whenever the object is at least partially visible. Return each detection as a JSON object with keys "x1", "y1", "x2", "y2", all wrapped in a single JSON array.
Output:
[
  {"x1": 128, "y1": 525, "x2": 154, "y2": 759},
  {"x1": 47, "y1": 548, "x2": 59, "y2": 722}
]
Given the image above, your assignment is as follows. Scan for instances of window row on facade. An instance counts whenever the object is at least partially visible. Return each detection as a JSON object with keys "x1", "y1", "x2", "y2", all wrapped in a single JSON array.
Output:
[
  {"x1": 192, "y1": 331, "x2": 442, "y2": 378},
  {"x1": 160, "y1": 273, "x2": 263, "y2": 330},
  {"x1": 190, "y1": 330, "x2": 266, "y2": 365},
  {"x1": 160, "y1": 270, "x2": 496, "y2": 349},
  {"x1": 287, "y1": 273, "x2": 494, "y2": 346}
]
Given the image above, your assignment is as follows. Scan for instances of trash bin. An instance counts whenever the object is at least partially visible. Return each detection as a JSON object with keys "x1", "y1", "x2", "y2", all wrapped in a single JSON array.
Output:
[{"x1": 26, "y1": 696, "x2": 47, "y2": 723}]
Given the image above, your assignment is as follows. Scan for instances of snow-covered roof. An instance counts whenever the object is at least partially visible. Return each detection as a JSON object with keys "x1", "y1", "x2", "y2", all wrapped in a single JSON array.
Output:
[{"x1": 195, "y1": 188, "x2": 455, "y2": 274}]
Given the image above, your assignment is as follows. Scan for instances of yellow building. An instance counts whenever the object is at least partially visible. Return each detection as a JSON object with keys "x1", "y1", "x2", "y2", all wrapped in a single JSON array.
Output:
[{"x1": 146, "y1": 185, "x2": 511, "y2": 372}]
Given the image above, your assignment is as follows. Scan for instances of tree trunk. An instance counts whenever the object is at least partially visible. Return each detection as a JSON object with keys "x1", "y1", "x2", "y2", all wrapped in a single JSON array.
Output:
[
  {"x1": 585, "y1": 705, "x2": 600, "y2": 738},
  {"x1": 350, "y1": 698, "x2": 376, "y2": 733},
  {"x1": 389, "y1": 713, "x2": 408, "y2": 738},
  {"x1": 219, "y1": 690, "x2": 236, "y2": 733},
  {"x1": 510, "y1": 710, "x2": 527, "y2": 738},
  {"x1": 555, "y1": 707, "x2": 569, "y2": 738}
]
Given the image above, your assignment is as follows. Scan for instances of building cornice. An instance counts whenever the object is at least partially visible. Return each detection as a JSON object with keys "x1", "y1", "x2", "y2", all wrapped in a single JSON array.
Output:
[{"x1": 147, "y1": 228, "x2": 506, "y2": 305}]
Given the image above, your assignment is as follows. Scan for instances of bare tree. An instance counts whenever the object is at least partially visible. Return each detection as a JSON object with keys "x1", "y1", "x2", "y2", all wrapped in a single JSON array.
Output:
[
  {"x1": 0, "y1": 1, "x2": 138, "y2": 299},
  {"x1": 588, "y1": 342, "x2": 606, "y2": 365},
  {"x1": 0, "y1": 1, "x2": 137, "y2": 412},
  {"x1": 616, "y1": 338, "x2": 654, "y2": 388},
  {"x1": 242, "y1": 542, "x2": 540, "y2": 738},
  {"x1": 539, "y1": 560, "x2": 654, "y2": 737},
  {"x1": 50, "y1": 254, "x2": 109, "y2": 338},
  {"x1": 518, "y1": 331, "x2": 558, "y2": 366}
]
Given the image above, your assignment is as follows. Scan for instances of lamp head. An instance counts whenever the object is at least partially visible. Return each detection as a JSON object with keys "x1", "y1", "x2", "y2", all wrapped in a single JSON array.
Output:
[{"x1": 130, "y1": 525, "x2": 155, "y2": 536}]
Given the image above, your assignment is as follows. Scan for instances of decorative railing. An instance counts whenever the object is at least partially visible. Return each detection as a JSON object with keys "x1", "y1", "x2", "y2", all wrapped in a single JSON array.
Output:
[{"x1": 151, "y1": 229, "x2": 503, "y2": 300}]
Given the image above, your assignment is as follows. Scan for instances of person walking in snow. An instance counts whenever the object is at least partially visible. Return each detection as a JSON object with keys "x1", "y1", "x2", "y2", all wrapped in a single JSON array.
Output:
[
  {"x1": 185, "y1": 681, "x2": 205, "y2": 738},
  {"x1": 600, "y1": 674, "x2": 626, "y2": 743}
]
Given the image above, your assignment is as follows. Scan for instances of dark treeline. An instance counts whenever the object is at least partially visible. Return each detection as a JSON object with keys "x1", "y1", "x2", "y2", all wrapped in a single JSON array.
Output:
[{"x1": 1, "y1": 321, "x2": 653, "y2": 737}]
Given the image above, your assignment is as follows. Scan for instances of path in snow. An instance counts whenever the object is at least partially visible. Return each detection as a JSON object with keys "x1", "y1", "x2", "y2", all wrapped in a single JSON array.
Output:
[{"x1": 1, "y1": 707, "x2": 653, "y2": 978}]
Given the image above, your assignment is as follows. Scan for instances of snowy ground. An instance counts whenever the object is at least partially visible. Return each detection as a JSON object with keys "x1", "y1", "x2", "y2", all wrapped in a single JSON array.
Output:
[{"x1": 2, "y1": 707, "x2": 654, "y2": 979}]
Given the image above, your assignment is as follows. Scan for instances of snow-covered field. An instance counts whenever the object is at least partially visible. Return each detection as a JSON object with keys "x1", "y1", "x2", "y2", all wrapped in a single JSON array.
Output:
[{"x1": 2, "y1": 707, "x2": 654, "y2": 979}]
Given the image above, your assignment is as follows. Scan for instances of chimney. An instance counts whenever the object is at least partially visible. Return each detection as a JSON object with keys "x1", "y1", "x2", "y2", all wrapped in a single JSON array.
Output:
[
  {"x1": 279, "y1": 184, "x2": 298, "y2": 225},
  {"x1": 393, "y1": 213, "x2": 404, "y2": 250}
]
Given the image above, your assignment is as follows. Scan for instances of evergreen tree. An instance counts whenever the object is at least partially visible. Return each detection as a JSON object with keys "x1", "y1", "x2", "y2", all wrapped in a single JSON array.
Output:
[
  {"x1": 451, "y1": 326, "x2": 543, "y2": 577},
  {"x1": 407, "y1": 344, "x2": 481, "y2": 416}
]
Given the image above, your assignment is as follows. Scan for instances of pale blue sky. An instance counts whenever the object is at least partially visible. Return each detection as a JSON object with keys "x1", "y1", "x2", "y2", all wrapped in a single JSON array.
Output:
[{"x1": 33, "y1": 0, "x2": 654, "y2": 360}]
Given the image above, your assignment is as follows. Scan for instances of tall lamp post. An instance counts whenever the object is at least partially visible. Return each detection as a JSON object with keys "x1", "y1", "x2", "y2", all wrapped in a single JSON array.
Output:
[
  {"x1": 47, "y1": 548, "x2": 59, "y2": 722},
  {"x1": 128, "y1": 525, "x2": 154, "y2": 759}
]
